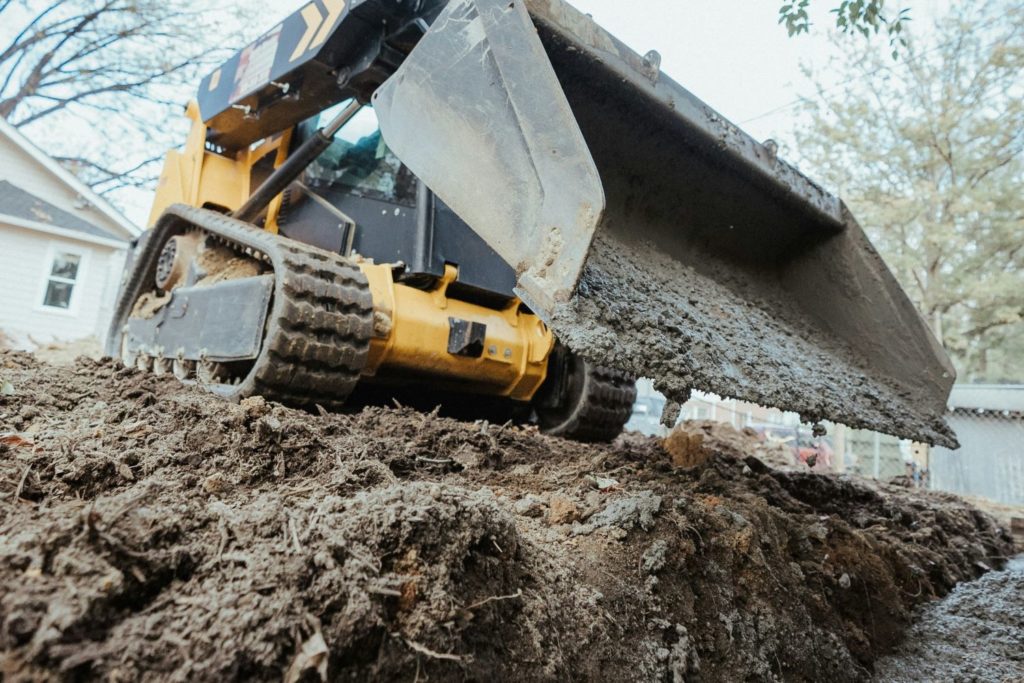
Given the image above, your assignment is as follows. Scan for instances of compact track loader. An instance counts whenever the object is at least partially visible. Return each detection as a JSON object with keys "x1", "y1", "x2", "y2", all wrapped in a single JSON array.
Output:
[{"x1": 108, "y1": 0, "x2": 958, "y2": 446}]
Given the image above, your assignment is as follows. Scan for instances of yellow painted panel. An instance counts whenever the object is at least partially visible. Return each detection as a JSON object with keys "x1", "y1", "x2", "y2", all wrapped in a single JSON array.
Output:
[{"x1": 360, "y1": 264, "x2": 553, "y2": 401}]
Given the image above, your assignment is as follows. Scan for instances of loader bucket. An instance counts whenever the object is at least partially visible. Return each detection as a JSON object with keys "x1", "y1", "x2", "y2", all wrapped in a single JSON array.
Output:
[{"x1": 373, "y1": 0, "x2": 958, "y2": 446}]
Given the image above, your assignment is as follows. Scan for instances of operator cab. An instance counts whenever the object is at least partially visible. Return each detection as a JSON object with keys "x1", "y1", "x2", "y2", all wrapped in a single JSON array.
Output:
[{"x1": 276, "y1": 101, "x2": 518, "y2": 307}]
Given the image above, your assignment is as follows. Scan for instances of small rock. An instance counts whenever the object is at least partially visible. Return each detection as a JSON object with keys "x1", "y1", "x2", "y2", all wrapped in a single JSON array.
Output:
[
  {"x1": 255, "y1": 415, "x2": 283, "y2": 440},
  {"x1": 548, "y1": 494, "x2": 580, "y2": 525},
  {"x1": 838, "y1": 572, "x2": 851, "y2": 589},
  {"x1": 586, "y1": 475, "x2": 621, "y2": 491},
  {"x1": 203, "y1": 473, "x2": 229, "y2": 495},
  {"x1": 589, "y1": 491, "x2": 663, "y2": 531},
  {"x1": 313, "y1": 551, "x2": 336, "y2": 570},
  {"x1": 241, "y1": 396, "x2": 270, "y2": 419},
  {"x1": 514, "y1": 494, "x2": 546, "y2": 518},
  {"x1": 99, "y1": 569, "x2": 125, "y2": 593}
]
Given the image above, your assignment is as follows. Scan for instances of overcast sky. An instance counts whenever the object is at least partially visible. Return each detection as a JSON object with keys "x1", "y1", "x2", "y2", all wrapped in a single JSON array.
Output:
[
  {"x1": 568, "y1": 0, "x2": 951, "y2": 142},
  {"x1": 247, "y1": 0, "x2": 953, "y2": 148}
]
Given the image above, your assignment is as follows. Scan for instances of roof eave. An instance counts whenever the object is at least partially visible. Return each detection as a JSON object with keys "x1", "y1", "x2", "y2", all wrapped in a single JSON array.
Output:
[
  {"x1": 0, "y1": 212, "x2": 129, "y2": 249},
  {"x1": 0, "y1": 117, "x2": 142, "y2": 238}
]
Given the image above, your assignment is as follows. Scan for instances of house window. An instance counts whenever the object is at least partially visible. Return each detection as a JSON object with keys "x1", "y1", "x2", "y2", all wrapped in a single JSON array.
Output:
[{"x1": 42, "y1": 252, "x2": 81, "y2": 309}]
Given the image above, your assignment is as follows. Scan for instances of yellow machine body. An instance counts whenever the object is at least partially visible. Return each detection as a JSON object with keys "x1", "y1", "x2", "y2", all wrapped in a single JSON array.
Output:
[
  {"x1": 361, "y1": 264, "x2": 554, "y2": 401},
  {"x1": 148, "y1": 103, "x2": 555, "y2": 403},
  {"x1": 151, "y1": 102, "x2": 291, "y2": 229}
]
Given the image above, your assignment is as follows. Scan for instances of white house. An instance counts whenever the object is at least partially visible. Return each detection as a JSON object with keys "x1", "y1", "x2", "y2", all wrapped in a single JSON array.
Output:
[{"x1": 0, "y1": 117, "x2": 141, "y2": 349}]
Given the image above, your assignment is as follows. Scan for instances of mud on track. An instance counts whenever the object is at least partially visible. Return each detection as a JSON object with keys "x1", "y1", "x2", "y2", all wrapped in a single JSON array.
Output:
[{"x1": 0, "y1": 352, "x2": 1014, "y2": 681}]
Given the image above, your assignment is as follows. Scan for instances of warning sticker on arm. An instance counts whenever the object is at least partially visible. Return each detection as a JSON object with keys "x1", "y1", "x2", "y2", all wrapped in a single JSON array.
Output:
[{"x1": 230, "y1": 26, "x2": 283, "y2": 103}]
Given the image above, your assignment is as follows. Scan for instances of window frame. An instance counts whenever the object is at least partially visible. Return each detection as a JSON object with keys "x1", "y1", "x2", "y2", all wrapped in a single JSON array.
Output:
[{"x1": 36, "y1": 241, "x2": 89, "y2": 316}]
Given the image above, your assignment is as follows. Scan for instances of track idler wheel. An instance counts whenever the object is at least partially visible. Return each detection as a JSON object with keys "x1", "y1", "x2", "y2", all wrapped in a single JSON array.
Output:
[{"x1": 154, "y1": 232, "x2": 201, "y2": 291}]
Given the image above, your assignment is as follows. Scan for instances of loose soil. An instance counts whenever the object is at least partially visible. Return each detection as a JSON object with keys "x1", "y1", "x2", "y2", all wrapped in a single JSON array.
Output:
[
  {"x1": 0, "y1": 352, "x2": 1014, "y2": 682},
  {"x1": 874, "y1": 556, "x2": 1024, "y2": 682}
]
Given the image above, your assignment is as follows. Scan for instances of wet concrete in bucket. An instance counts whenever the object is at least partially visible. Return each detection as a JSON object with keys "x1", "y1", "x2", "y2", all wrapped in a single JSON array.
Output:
[{"x1": 549, "y1": 232, "x2": 957, "y2": 446}]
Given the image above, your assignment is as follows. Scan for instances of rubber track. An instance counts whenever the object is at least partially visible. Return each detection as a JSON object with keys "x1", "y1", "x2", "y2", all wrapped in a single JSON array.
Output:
[
  {"x1": 108, "y1": 205, "x2": 374, "y2": 409},
  {"x1": 549, "y1": 364, "x2": 637, "y2": 443}
]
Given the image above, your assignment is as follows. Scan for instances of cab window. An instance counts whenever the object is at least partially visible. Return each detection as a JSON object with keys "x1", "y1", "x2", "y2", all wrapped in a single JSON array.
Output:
[{"x1": 304, "y1": 102, "x2": 417, "y2": 206}]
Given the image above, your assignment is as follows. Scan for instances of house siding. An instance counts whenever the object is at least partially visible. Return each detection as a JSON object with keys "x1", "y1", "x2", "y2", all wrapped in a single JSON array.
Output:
[
  {"x1": 0, "y1": 223, "x2": 125, "y2": 344},
  {"x1": 931, "y1": 415, "x2": 1024, "y2": 506},
  {"x1": 0, "y1": 119, "x2": 134, "y2": 348}
]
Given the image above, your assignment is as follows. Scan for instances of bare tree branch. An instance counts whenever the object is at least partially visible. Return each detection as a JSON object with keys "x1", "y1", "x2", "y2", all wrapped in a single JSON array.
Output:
[{"x1": 0, "y1": 0, "x2": 257, "y2": 209}]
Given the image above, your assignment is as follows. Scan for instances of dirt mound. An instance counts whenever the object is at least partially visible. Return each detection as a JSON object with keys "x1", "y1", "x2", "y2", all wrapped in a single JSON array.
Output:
[
  {"x1": 0, "y1": 333, "x2": 101, "y2": 365},
  {"x1": 0, "y1": 352, "x2": 1014, "y2": 681}
]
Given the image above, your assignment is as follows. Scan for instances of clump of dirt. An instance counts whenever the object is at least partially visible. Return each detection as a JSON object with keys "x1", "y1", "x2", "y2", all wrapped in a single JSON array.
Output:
[
  {"x1": 196, "y1": 243, "x2": 261, "y2": 285},
  {"x1": 0, "y1": 352, "x2": 1014, "y2": 681},
  {"x1": 670, "y1": 420, "x2": 798, "y2": 470}
]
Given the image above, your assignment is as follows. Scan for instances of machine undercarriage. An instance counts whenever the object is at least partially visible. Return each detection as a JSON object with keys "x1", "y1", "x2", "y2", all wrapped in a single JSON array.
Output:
[{"x1": 113, "y1": 204, "x2": 637, "y2": 441}]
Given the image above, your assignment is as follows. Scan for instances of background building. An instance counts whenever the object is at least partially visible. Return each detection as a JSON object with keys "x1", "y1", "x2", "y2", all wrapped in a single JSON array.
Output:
[
  {"x1": 0, "y1": 118, "x2": 139, "y2": 349},
  {"x1": 930, "y1": 385, "x2": 1024, "y2": 506}
]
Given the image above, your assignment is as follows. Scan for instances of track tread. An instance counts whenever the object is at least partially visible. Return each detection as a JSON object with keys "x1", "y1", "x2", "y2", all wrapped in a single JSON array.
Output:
[
  {"x1": 110, "y1": 205, "x2": 373, "y2": 409},
  {"x1": 541, "y1": 361, "x2": 637, "y2": 443}
]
